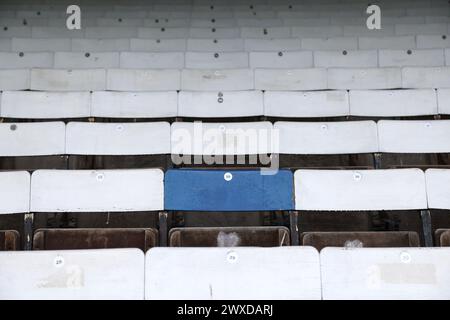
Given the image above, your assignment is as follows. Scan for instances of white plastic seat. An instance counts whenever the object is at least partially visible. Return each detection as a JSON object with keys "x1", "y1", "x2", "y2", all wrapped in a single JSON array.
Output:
[
  {"x1": 31, "y1": 169, "x2": 164, "y2": 212},
  {"x1": 137, "y1": 27, "x2": 189, "y2": 39},
  {"x1": 188, "y1": 27, "x2": 240, "y2": 38},
  {"x1": 97, "y1": 18, "x2": 144, "y2": 27},
  {"x1": 31, "y1": 27, "x2": 83, "y2": 38},
  {"x1": 71, "y1": 39, "x2": 131, "y2": 52},
  {"x1": 438, "y1": 89, "x2": 450, "y2": 115},
  {"x1": 426, "y1": 169, "x2": 450, "y2": 210},
  {"x1": 264, "y1": 91, "x2": 349, "y2": 118},
  {"x1": 0, "y1": 26, "x2": 32, "y2": 38},
  {"x1": 395, "y1": 23, "x2": 448, "y2": 36},
  {"x1": 181, "y1": 69, "x2": 253, "y2": 91},
  {"x1": 186, "y1": 39, "x2": 244, "y2": 52},
  {"x1": 190, "y1": 18, "x2": 236, "y2": 28},
  {"x1": 11, "y1": 38, "x2": 71, "y2": 52},
  {"x1": 314, "y1": 50, "x2": 378, "y2": 68},
  {"x1": 31, "y1": 69, "x2": 106, "y2": 91},
  {"x1": 143, "y1": 18, "x2": 190, "y2": 28},
  {"x1": 0, "y1": 249, "x2": 145, "y2": 300},
  {"x1": 328, "y1": 68, "x2": 402, "y2": 90},
  {"x1": 379, "y1": 49, "x2": 445, "y2": 67},
  {"x1": 171, "y1": 121, "x2": 273, "y2": 155},
  {"x1": 91, "y1": 91, "x2": 177, "y2": 118},
  {"x1": 291, "y1": 26, "x2": 343, "y2": 38},
  {"x1": 417, "y1": 35, "x2": 450, "y2": 49},
  {"x1": 446, "y1": 49, "x2": 450, "y2": 66},
  {"x1": 294, "y1": 168, "x2": 427, "y2": 211},
  {"x1": 1, "y1": 91, "x2": 90, "y2": 119},
  {"x1": 0, "y1": 52, "x2": 53, "y2": 69},
  {"x1": 240, "y1": 27, "x2": 290, "y2": 38},
  {"x1": 185, "y1": 52, "x2": 248, "y2": 69},
  {"x1": 84, "y1": 27, "x2": 138, "y2": 39},
  {"x1": 378, "y1": 120, "x2": 450, "y2": 153},
  {"x1": 358, "y1": 36, "x2": 416, "y2": 50},
  {"x1": 350, "y1": 89, "x2": 438, "y2": 117},
  {"x1": 0, "y1": 122, "x2": 65, "y2": 156},
  {"x1": 0, "y1": 38, "x2": 11, "y2": 51},
  {"x1": 321, "y1": 248, "x2": 450, "y2": 300},
  {"x1": 106, "y1": 69, "x2": 180, "y2": 91},
  {"x1": 119, "y1": 52, "x2": 185, "y2": 69},
  {"x1": 130, "y1": 38, "x2": 186, "y2": 51},
  {"x1": 275, "y1": 121, "x2": 378, "y2": 155},
  {"x1": 244, "y1": 37, "x2": 300, "y2": 51},
  {"x1": 0, "y1": 171, "x2": 30, "y2": 214},
  {"x1": 0, "y1": 69, "x2": 30, "y2": 90},
  {"x1": 237, "y1": 18, "x2": 284, "y2": 27},
  {"x1": 250, "y1": 51, "x2": 313, "y2": 68},
  {"x1": 343, "y1": 25, "x2": 395, "y2": 37},
  {"x1": 402, "y1": 67, "x2": 450, "y2": 89},
  {"x1": 300, "y1": 37, "x2": 357, "y2": 50},
  {"x1": 178, "y1": 91, "x2": 263, "y2": 118},
  {"x1": 54, "y1": 52, "x2": 120, "y2": 69},
  {"x1": 255, "y1": 68, "x2": 327, "y2": 90},
  {"x1": 145, "y1": 247, "x2": 321, "y2": 300}
]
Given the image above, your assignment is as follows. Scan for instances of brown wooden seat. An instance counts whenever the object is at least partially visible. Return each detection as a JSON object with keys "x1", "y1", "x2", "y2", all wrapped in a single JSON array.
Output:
[
  {"x1": 0, "y1": 230, "x2": 20, "y2": 251},
  {"x1": 33, "y1": 228, "x2": 158, "y2": 251},
  {"x1": 301, "y1": 231, "x2": 420, "y2": 251},
  {"x1": 169, "y1": 227, "x2": 290, "y2": 247},
  {"x1": 435, "y1": 229, "x2": 450, "y2": 247}
]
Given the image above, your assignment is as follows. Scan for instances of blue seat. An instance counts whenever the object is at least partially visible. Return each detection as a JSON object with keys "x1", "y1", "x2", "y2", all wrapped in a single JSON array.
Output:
[{"x1": 164, "y1": 169, "x2": 294, "y2": 211}]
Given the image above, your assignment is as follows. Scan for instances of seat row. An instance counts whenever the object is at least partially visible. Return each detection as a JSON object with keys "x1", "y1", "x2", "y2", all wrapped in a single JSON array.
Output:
[
  {"x1": 1, "y1": 24, "x2": 450, "y2": 39},
  {"x1": 0, "y1": 246, "x2": 449, "y2": 299},
  {"x1": 1, "y1": 35, "x2": 450, "y2": 52},
  {"x1": 1, "y1": 49, "x2": 450, "y2": 69},
  {"x1": 2, "y1": 67, "x2": 450, "y2": 91},
  {"x1": 1, "y1": 89, "x2": 449, "y2": 119}
]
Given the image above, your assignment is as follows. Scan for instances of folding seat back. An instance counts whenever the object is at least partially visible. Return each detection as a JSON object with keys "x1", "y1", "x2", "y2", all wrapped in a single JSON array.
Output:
[
  {"x1": 301, "y1": 231, "x2": 420, "y2": 251},
  {"x1": 119, "y1": 52, "x2": 185, "y2": 69},
  {"x1": 31, "y1": 69, "x2": 106, "y2": 92},
  {"x1": 275, "y1": 121, "x2": 378, "y2": 169},
  {"x1": 181, "y1": 69, "x2": 253, "y2": 91},
  {"x1": 0, "y1": 69, "x2": 30, "y2": 91},
  {"x1": 378, "y1": 120, "x2": 450, "y2": 168},
  {"x1": 402, "y1": 67, "x2": 450, "y2": 89},
  {"x1": 84, "y1": 27, "x2": 138, "y2": 39},
  {"x1": 300, "y1": 37, "x2": 357, "y2": 50},
  {"x1": 314, "y1": 50, "x2": 378, "y2": 68},
  {"x1": 0, "y1": 52, "x2": 53, "y2": 69},
  {"x1": 417, "y1": 35, "x2": 450, "y2": 49},
  {"x1": 11, "y1": 38, "x2": 71, "y2": 52},
  {"x1": 0, "y1": 249, "x2": 145, "y2": 299},
  {"x1": 169, "y1": 226, "x2": 290, "y2": 247},
  {"x1": 240, "y1": 27, "x2": 290, "y2": 38},
  {"x1": 0, "y1": 38, "x2": 11, "y2": 51},
  {"x1": 328, "y1": 68, "x2": 402, "y2": 90},
  {"x1": 130, "y1": 38, "x2": 186, "y2": 52},
  {"x1": 379, "y1": 49, "x2": 445, "y2": 67},
  {"x1": 33, "y1": 228, "x2": 157, "y2": 251},
  {"x1": 188, "y1": 27, "x2": 240, "y2": 38},
  {"x1": 185, "y1": 52, "x2": 248, "y2": 69},
  {"x1": 107, "y1": 69, "x2": 181, "y2": 91},
  {"x1": 186, "y1": 39, "x2": 244, "y2": 52},
  {"x1": 438, "y1": 89, "x2": 450, "y2": 116},
  {"x1": 426, "y1": 169, "x2": 450, "y2": 242},
  {"x1": 54, "y1": 52, "x2": 120, "y2": 69},
  {"x1": 66, "y1": 122, "x2": 170, "y2": 169},
  {"x1": 137, "y1": 27, "x2": 189, "y2": 39},
  {"x1": 321, "y1": 248, "x2": 450, "y2": 300},
  {"x1": 249, "y1": 51, "x2": 313, "y2": 68},
  {"x1": 72, "y1": 39, "x2": 131, "y2": 52},
  {"x1": 255, "y1": 68, "x2": 327, "y2": 91},
  {"x1": 358, "y1": 36, "x2": 415, "y2": 50},
  {"x1": 145, "y1": 247, "x2": 321, "y2": 299},
  {"x1": 0, "y1": 231, "x2": 20, "y2": 251},
  {"x1": 244, "y1": 39, "x2": 301, "y2": 51},
  {"x1": 0, "y1": 122, "x2": 66, "y2": 170},
  {"x1": 0, "y1": 171, "x2": 30, "y2": 215}
]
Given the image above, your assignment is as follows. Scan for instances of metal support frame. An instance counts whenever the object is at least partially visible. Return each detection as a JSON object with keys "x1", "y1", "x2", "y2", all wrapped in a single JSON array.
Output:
[
  {"x1": 289, "y1": 211, "x2": 300, "y2": 246},
  {"x1": 159, "y1": 211, "x2": 169, "y2": 247},
  {"x1": 24, "y1": 213, "x2": 34, "y2": 250},
  {"x1": 420, "y1": 209, "x2": 433, "y2": 247}
]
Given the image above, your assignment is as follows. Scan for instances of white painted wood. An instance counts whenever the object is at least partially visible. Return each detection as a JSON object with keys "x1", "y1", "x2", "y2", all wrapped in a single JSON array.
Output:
[
  {"x1": 0, "y1": 249, "x2": 145, "y2": 300},
  {"x1": 350, "y1": 89, "x2": 438, "y2": 117},
  {"x1": 250, "y1": 51, "x2": 313, "y2": 68},
  {"x1": 187, "y1": 39, "x2": 244, "y2": 52},
  {"x1": 438, "y1": 89, "x2": 450, "y2": 115},
  {"x1": 328, "y1": 68, "x2": 402, "y2": 90},
  {"x1": 0, "y1": 69, "x2": 30, "y2": 90},
  {"x1": 402, "y1": 67, "x2": 450, "y2": 89},
  {"x1": 181, "y1": 69, "x2": 253, "y2": 91},
  {"x1": 0, "y1": 171, "x2": 30, "y2": 214},
  {"x1": 379, "y1": 49, "x2": 445, "y2": 67},
  {"x1": 54, "y1": 52, "x2": 120, "y2": 69},
  {"x1": 91, "y1": 91, "x2": 177, "y2": 118},
  {"x1": 11, "y1": 38, "x2": 71, "y2": 52},
  {"x1": 130, "y1": 38, "x2": 186, "y2": 52},
  {"x1": 378, "y1": 120, "x2": 450, "y2": 153},
  {"x1": 294, "y1": 169, "x2": 427, "y2": 211},
  {"x1": 145, "y1": 247, "x2": 321, "y2": 300},
  {"x1": 178, "y1": 91, "x2": 263, "y2": 117},
  {"x1": 358, "y1": 36, "x2": 416, "y2": 50},
  {"x1": 275, "y1": 121, "x2": 378, "y2": 154},
  {"x1": 119, "y1": 52, "x2": 185, "y2": 69},
  {"x1": 244, "y1": 39, "x2": 301, "y2": 51},
  {"x1": 185, "y1": 52, "x2": 248, "y2": 69},
  {"x1": 0, "y1": 122, "x2": 65, "y2": 156},
  {"x1": 31, "y1": 69, "x2": 106, "y2": 91},
  {"x1": 425, "y1": 169, "x2": 450, "y2": 210},
  {"x1": 31, "y1": 169, "x2": 164, "y2": 212},
  {"x1": 1, "y1": 91, "x2": 90, "y2": 119},
  {"x1": 314, "y1": 50, "x2": 378, "y2": 68},
  {"x1": 71, "y1": 39, "x2": 131, "y2": 52},
  {"x1": 321, "y1": 248, "x2": 450, "y2": 300},
  {"x1": 171, "y1": 121, "x2": 273, "y2": 155},
  {"x1": 66, "y1": 122, "x2": 170, "y2": 155},
  {"x1": 0, "y1": 52, "x2": 53, "y2": 69},
  {"x1": 255, "y1": 68, "x2": 327, "y2": 90},
  {"x1": 107, "y1": 69, "x2": 180, "y2": 91}
]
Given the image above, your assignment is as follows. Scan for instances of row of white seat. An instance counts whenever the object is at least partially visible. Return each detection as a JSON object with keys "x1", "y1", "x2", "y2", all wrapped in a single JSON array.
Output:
[
  {"x1": 1, "y1": 89, "x2": 449, "y2": 119},
  {"x1": 2, "y1": 67, "x2": 450, "y2": 91},
  {"x1": 1, "y1": 247, "x2": 449, "y2": 300},
  {"x1": 2, "y1": 120, "x2": 450, "y2": 156},
  {"x1": 2, "y1": 49, "x2": 450, "y2": 69},
  {"x1": 0, "y1": 168, "x2": 448, "y2": 214},
  {"x1": 2, "y1": 35, "x2": 450, "y2": 52},
  {"x1": 2, "y1": 16, "x2": 450, "y2": 27},
  {"x1": 1, "y1": 24, "x2": 450, "y2": 39}
]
